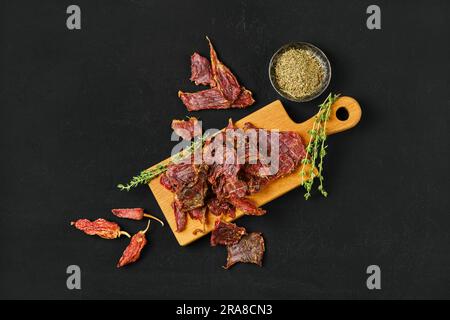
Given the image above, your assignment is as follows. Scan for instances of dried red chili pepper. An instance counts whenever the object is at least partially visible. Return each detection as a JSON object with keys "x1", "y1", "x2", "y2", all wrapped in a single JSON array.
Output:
[
  {"x1": 111, "y1": 208, "x2": 164, "y2": 226},
  {"x1": 117, "y1": 220, "x2": 151, "y2": 268},
  {"x1": 71, "y1": 218, "x2": 131, "y2": 239}
]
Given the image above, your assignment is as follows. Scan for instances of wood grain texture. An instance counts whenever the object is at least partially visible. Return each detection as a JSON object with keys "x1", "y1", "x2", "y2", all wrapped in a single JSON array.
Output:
[{"x1": 149, "y1": 96, "x2": 361, "y2": 246}]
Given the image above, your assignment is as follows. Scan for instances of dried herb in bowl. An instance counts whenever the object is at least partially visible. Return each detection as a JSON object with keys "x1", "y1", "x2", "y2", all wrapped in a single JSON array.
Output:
[
  {"x1": 274, "y1": 47, "x2": 325, "y2": 99},
  {"x1": 269, "y1": 42, "x2": 330, "y2": 102}
]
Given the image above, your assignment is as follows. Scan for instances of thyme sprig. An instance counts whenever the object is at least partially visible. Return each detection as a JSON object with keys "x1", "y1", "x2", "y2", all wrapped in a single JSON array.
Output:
[
  {"x1": 117, "y1": 164, "x2": 167, "y2": 191},
  {"x1": 117, "y1": 133, "x2": 210, "y2": 191},
  {"x1": 300, "y1": 92, "x2": 339, "y2": 200}
]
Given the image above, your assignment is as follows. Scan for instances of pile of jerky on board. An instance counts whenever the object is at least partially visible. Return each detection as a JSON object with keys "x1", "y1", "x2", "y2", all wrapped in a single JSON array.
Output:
[
  {"x1": 165, "y1": 117, "x2": 306, "y2": 268},
  {"x1": 165, "y1": 37, "x2": 307, "y2": 269}
]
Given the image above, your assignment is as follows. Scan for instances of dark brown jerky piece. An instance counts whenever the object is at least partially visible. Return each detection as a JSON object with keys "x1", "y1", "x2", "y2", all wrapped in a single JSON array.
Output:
[
  {"x1": 188, "y1": 206, "x2": 207, "y2": 221},
  {"x1": 160, "y1": 163, "x2": 197, "y2": 192},
  {"x1": 279, "y1": 131, "x2": 306, "y2": 168},
  {"x1": 220, "y1": 176, "x2": 248, "y2": 199},
  {"x1": 231, "y1": 88, "x2": 255, "y2": 108},
  {"x1": 190, "y1": 52, "x2": 215, "y2": 86},
  {"x1": 171, "y1": 117, "x2": 201, "y2": 141},
  {"x1": 172, "y1": 202, "x2": 187, "y2": 232},
  {"x1": 225, "y1": 232, "x2": 265, "y2": 269},
  {"x1": 243, "y1": 174, "x2": 268, "y2": 194},
  {"x1": 229, "y1": 197, "x2": 266, "y2": 216},
  {"x1": 242, "y1": 122, "x2": 306, "y2": 181},
  {"x1": 207, "y1": 198, "x2": 236, "y2": 218},
  {"x1": 111, "y1": 208, "x2": 145, "y2": 220},
  {"x1": 159, "y1": 173, "x2": 174, "y2": 192},
  {"x1": 178, "y1": 88, "x2": 231, "y2": 111},
  {"x1": 210, "y1": 220, "x2": 246, "y2": 246},
  {"x1": 117, "y1": 221, "x2": 150, "y2": 268},
  {"x1": 163, "y1": 163, "x2": 208, "y2": 232},
  {"x1": 174, "y1": 164, "x2": 208, "y2": 212},
  {"x1": 206, "y1": 121, "x2": 249, "y2": 201},
  {"x1": 207, "y1": 37, "x2": 242, "y2": 102}
]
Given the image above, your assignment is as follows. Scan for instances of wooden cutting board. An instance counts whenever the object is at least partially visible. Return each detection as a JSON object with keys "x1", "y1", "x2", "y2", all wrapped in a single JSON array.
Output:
[{"x1": 149, "y1": 96, "x2": 362, "y2": 246}]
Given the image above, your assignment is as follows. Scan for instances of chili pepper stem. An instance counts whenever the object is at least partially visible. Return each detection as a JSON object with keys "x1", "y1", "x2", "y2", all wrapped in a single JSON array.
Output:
[
  {"x1": 120, "y1": 231, "x2": 131, "y2": 238},
  {"x1": 141, "y1": 220, "x2": 151, "y2": 234},
  {"x1": 143, "y1": 213, "x2": 165, "y2": 227}
]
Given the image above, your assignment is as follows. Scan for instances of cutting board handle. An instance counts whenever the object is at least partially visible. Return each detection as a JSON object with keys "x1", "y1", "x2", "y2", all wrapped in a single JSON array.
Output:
[{"x1": 300, "y1": 96, "x2": 362, "y2": 136}]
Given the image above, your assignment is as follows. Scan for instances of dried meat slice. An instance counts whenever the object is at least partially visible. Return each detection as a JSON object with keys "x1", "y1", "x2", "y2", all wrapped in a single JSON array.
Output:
[
  {"x1": 210, "y1": 220, "x2": 246, "y2": 246},
  {"x1": 231, "y1": 88, "x2": 255, "y2": 108},
  {"x1": 178, "y1": 88, "x2": 231, "y2": 111},
  {"x1": 171, "y1": 117, "x2": 201, "y2": 141},
  {"x1": 229, "y1": 197, "x2": 266, "y2": 216},
  {"x1": 160, "y1": 163, "x2": 197, "y2": 192},
  {"x1": 174, "y1": 164, "x2": 208, "y2": 212},
  {"x1": 279, "y1": 131, "x2": 306, "y2": 166},
  {"x1": 242, "y1": 122, "x2": 306, "y2": 181},
  {"x1": 225, "y1": 232, "x2": 265, "y2": 269},
  {"x1": 243, "y1": 174, "x2": 268, "y2": 194},
  {"x1": 162, "y1": 163, "x2": 208, "y2": 232},
  {"x1": 207, "y1": 197, "x2": 236, "y2": 218},
  {"x1": 207, "y1": 37, "x2": 242, "y2": 102},
  {"x1": 188, "y1": 206, "x2": 207, "y2": 221},
  {"x1": 172, "y1": 202, "x2": 187, "y2": 232},
  {"x1": 190, "y1": 52, "x2": 215, "y2": 86}
]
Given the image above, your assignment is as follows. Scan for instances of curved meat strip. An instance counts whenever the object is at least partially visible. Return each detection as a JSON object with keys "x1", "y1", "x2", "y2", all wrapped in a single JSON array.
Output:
[
  {"x1": 190, "y1": 52, "x2": 215, "y2": 86},
  {"x1": 207, "y1": 37, "x2": 242, "y2": 102}
]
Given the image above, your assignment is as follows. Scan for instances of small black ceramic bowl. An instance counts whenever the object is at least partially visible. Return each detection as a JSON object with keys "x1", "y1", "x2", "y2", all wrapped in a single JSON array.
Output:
[{"x1": 269, "y1": 42, "x2": 331, "y2": 102}]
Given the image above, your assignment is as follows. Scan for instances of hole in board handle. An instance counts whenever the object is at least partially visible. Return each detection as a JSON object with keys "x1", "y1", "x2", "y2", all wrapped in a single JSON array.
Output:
[{"x1": 336, "y1": 106, "x2": 349, "y2": 121}]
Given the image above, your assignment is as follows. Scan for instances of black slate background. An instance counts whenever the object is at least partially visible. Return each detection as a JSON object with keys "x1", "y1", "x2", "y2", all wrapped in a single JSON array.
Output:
[{"x1": 0, "y1": 0, "x2": 449, "y2": 299}]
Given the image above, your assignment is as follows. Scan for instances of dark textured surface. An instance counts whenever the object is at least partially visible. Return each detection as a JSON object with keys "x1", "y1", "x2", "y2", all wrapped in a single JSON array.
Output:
[{"x1": 0, "y1": 0, "x2": 449, "y2": 299}]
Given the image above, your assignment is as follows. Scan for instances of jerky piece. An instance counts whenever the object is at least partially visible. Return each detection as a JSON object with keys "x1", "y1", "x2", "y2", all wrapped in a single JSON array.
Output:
[
  {"x1": 190, "y1": 52, "x2": 215, "y2": 86},
  {"x1": 172, "y1": 202, "x2": 187, "y2": 232},
  {"x1": 188, "y1": 206, "x2": 207, "y2": 221},
  {"x1": 160, "y1": 163, "x2": 197, "y2": 192},
  {"x1": 279, "y1": 131, "x2": 306, "y2": 166},
  {"x1": 71, "y1": 218, "x2": 130, "y2": 239},
  {"x1": 178, "y1": 88, "x2": 231, "y2": 111},
  {"x1": 231, "y1": 88, "x2": 255, "y2": 108},
  {"x1": 220, "y1": 176, "x2": 248, "y2": 200},
  {"x1": 242, "y1": 122, "x2": 305, "y2": 181},
  {"x1": 207, "y1": 37, "x2": 242, "y2": 102},
  {"x1": 171, "y1": 117, "x2": 201, "y2": 141},
  {"x1": 174, "y1": 164, "x2": 208, "y2": 212},
  {"x1": 225, "y1": 232, "x2": 265, "y2": 269},
  {"x1": 243, "y1": 174, "x2": 268, "y2": 194},
  {"x1": 160, "y1": 173, "x2": 174, "y2": 192},
  {"x1": 117, "y1": 221, "x2": 150, "y2": 268},
  {"x1": 210, "y1": 220, "x2": 246, "y2": 246},
  {"x1": 207, "y1": 198, "x2": 236, "y2": 218},
  {"x1": 229, "y1": 197, "x2": 266, "y2": 216}
]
